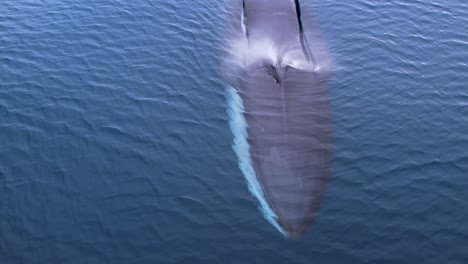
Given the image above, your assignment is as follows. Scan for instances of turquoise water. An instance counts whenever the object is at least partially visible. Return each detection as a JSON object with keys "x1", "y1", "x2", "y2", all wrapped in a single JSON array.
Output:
[{"x1": 1, "y1": 0, "x2": 467, "y2": 263}]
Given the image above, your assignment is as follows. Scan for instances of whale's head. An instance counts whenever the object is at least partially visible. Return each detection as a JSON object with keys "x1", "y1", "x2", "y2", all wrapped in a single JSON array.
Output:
[{"x1": 257, "y1": 145, "x2": 327, "y2": 237}]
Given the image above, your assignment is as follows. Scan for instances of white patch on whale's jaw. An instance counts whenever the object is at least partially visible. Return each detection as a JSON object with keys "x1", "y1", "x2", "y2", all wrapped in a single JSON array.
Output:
[{"x1": 225, "y1": 86, "x2": 288, "y2": 237}]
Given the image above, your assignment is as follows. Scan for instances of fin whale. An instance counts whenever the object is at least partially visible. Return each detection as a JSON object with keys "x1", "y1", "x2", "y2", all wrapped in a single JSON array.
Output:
[{"x1": 227, "y1": 0, "x2": 333, "y2": 237}]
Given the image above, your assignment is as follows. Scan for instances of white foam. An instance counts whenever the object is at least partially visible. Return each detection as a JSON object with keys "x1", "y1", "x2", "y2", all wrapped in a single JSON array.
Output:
[
  {"x1": 229, "y1": 38, "x2": 279, "y2": 68},
  {"x1": 282, "y1": 48, "x2": 316, "y2": 71},
  {"x1": 225, "y1": 86, "x2": 287, "y2": 236},
  {"x1": 241, "y1": 8, "x2": 247, "y2": 38},
  {"x1": 228, "y1": 37, "x2": 314, "y2": 71}
]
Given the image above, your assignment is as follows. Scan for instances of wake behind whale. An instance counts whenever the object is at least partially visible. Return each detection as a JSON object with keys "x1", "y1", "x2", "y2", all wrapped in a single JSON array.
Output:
[{"x1": 222, "y1": 0, "x2": 333, "y2": 237}]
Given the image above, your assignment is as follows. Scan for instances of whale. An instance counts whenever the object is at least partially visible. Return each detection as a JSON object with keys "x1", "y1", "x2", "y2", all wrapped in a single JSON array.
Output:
[{"x1": 224, "y1": 0, "x2": 333, "y2": 237}]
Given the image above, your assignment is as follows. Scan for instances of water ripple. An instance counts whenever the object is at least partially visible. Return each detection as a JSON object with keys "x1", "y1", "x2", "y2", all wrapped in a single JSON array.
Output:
[{"x1": 0, "y1": 0, "x2": 467, "y2": 262}]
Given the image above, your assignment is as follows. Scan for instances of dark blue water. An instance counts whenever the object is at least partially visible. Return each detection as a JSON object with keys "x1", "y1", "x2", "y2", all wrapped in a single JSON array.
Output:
[{"x1": 1, "y1": 0, "x2": 467, "y2": 263}]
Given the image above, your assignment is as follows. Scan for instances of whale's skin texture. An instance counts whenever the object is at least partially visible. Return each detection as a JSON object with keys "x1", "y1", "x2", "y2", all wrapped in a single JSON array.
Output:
[{"x1": 231, "y1": 0, "x2": 333, "y2": 237}]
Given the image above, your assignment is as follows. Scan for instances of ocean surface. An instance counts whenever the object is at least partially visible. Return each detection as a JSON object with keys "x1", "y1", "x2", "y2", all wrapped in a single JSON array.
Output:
[{"x1": 1, "y1": 0, "x2": 467, "y2": 263}]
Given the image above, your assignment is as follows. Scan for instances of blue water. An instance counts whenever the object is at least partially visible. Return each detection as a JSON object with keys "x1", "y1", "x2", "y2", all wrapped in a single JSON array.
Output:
[{"x1": 1, "y1": 0, "x2": 467, "y2": 263}]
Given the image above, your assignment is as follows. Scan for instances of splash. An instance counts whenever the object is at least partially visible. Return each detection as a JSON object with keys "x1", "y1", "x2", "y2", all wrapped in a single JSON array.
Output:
[
  {"x1": 229, "y1": 38, "x2": 279, "y2": 68},
  {"x1": 225, "y1": 86, "x2": 287, "y2": 237},
  {"x1": 228, "y1": 37, "x2": 314, "y2": 71}
]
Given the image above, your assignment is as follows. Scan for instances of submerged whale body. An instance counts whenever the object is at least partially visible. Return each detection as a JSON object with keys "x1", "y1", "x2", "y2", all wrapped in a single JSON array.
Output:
[{"x1": 226, "y1": 0, "x2": 333, "y2": 237}]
